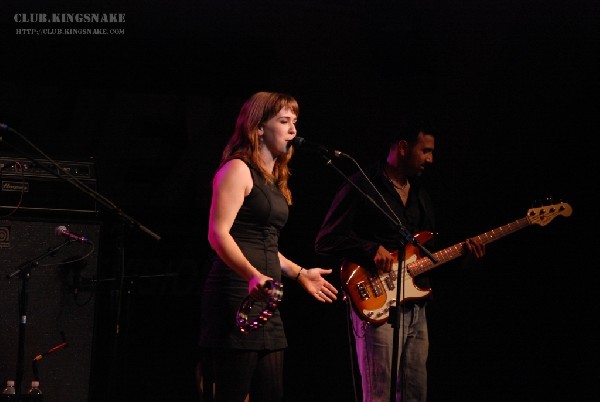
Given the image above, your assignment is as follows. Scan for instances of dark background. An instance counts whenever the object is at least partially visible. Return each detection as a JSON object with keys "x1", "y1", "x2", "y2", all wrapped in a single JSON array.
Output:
[{"x1": 1, "y1": 1, "x2": 598, "y2": 401}]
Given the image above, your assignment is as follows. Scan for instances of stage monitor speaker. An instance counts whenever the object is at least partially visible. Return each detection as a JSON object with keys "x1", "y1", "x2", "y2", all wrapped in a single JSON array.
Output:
[{"x1": 0, "y1": 216, "x2": 101, "y2": 402}]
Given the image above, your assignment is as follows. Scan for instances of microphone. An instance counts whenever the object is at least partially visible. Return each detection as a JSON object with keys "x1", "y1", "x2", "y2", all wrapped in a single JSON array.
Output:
[
  {"x1": 55, "y1": 225, "x2": 92, "y2": 244},
  {"x1": 291, "y1": 136, "x2": 349, "y2": 158}
]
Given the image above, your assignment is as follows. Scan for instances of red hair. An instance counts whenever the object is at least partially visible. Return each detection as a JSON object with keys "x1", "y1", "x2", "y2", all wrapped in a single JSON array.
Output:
[{"x1": 219, "y1": 92, "x2": 299, "y2": 205}]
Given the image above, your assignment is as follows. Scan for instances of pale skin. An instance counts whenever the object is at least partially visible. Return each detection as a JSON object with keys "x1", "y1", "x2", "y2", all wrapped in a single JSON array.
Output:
[
  {"x1": 374, "y1": 131, "x2": 486, "y2": 273},
  {"x1": 208, "y1": 107, "x2": 338, "y2": 302}
]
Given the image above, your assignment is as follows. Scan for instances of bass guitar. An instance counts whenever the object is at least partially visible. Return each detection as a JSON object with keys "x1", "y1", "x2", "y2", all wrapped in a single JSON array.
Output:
[{"x1": 340, "y1": 201, "x2": 572, "y2": 325}]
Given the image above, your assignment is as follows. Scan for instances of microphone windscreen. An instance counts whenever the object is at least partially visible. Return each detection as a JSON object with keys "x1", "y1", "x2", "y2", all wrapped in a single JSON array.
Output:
[
  {"x1": 55, "y1": 225, "x2": 68, "y2": 236},
  {"x1": 291, "y1": 136, "x2": 305, "y2": 148}
]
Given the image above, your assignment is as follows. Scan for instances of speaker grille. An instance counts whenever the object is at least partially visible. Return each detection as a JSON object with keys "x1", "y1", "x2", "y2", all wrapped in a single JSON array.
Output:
[{"x1": 0, "y1": 217, "x2": 101, "y2": 402}]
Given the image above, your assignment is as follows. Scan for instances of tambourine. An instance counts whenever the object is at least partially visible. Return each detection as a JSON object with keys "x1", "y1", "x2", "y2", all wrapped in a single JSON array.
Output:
[{"x1": 236, "y1": 280, "x2": 284, "y2": 333}]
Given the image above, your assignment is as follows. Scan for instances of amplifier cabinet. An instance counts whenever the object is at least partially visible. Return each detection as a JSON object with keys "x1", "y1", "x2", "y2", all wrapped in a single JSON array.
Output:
[{"x1": 0, "y1": 216, "x2": 102, "y2": 402}]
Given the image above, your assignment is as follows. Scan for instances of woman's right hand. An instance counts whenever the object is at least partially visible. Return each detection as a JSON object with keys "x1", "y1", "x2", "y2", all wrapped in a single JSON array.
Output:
[{"x1": 248, "y1": 273, "x2": 274, "y2": 301}]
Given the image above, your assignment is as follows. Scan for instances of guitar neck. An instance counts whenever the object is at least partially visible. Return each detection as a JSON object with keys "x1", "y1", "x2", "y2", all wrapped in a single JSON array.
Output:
[{"x1": 409, "y1": 216, "x2": 531, "y2": 276}]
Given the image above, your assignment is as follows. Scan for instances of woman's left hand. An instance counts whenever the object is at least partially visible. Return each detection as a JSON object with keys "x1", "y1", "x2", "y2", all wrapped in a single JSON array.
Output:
[{"x1": 299, "y1": 268, "x2": 339, "y2": 302}]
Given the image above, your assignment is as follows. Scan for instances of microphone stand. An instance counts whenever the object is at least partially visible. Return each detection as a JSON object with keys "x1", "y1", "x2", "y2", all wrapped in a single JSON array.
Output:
[
  {"x1": 6, "y1": 239, "x2": 76, "y2": 401},
  {"x1": 314, "y1": 152, "x2": 437, "y2": 402},
  {"x1": 1, "y1": 124, "x2": 161, "y2": 401}
]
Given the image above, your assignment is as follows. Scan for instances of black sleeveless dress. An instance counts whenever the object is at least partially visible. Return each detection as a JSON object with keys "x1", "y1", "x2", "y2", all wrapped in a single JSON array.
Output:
[{"x1": 199, "y1": 161, "x2": 289, "y2": 350}]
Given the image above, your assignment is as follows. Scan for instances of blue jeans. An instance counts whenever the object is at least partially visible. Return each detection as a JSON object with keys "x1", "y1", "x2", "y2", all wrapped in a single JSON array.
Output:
[{"x1": 351, "y1": 302, "x2": 429, "y2": 402}]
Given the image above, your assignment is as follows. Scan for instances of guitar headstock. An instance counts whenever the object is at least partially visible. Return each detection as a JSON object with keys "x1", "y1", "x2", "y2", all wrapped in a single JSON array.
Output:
[{"x1": 527, "y1": 201, "x2": 572, "y2": 226}]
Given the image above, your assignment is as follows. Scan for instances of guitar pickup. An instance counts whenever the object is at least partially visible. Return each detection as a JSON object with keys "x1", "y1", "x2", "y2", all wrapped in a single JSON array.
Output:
[
  {"x1": 369, "y1": 277, "x2": 384, "y2": 297},
  {"x1": 383, "y1": 270, "x2": 397, "y2": 291}
]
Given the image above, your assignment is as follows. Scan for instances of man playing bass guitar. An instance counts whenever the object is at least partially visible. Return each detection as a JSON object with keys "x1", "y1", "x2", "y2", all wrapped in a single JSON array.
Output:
[{"x1": 315, "y1": 115, "x2": 486, "y2": 402}]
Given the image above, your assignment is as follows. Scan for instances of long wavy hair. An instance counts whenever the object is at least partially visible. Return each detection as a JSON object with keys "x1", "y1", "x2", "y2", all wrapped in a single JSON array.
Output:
[{"x1": 218, "y1": 91, "x2": 298, "y2": 205}]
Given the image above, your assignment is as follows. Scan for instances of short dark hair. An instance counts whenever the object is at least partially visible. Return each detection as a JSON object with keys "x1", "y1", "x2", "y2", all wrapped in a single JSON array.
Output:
[{"x1": 387, "y1": 115, "x2": 438, "y2": 146}]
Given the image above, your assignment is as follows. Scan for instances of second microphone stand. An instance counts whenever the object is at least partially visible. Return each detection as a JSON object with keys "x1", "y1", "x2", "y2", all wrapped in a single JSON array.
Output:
[{"x1": 6, "y1": 239, "x2": 77, "y2": 402}]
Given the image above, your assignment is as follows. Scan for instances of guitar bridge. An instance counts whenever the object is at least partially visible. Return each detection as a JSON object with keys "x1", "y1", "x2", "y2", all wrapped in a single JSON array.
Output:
[
  {"x1": 354, "y1": 282, "x2": 370, "y2": 300},
  {"x1": 353, "y1": 276, "x2": 384, "y2": 301}
]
